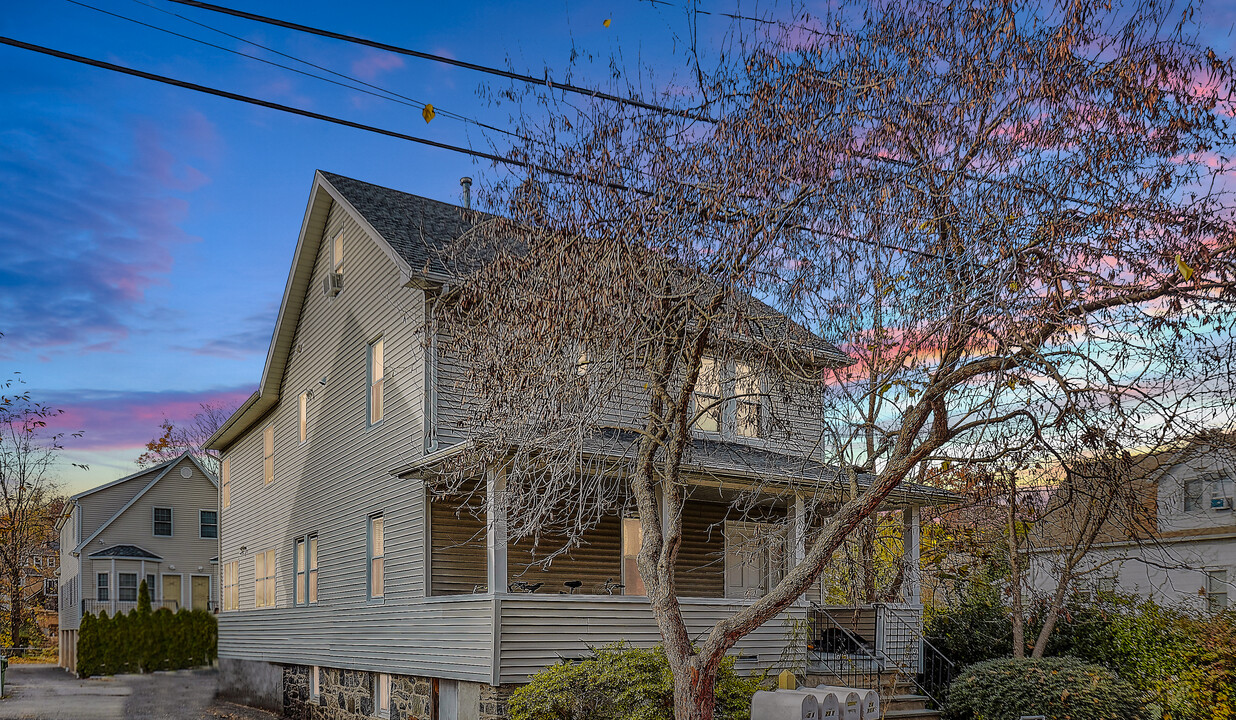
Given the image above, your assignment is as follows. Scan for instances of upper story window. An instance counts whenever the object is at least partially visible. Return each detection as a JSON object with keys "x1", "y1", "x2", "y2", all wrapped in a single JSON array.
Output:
[
  {"x1": 368, "y1": 514, "x2": 385, "y2": 600},
  {"x1": 222, "y1": 560, "x2": 239, "y2": 611},
  {"x1": 1184, "y1": 473, "x2": 1234, "y2": 512},
  {"x1": 294, "y1": 534, "x2": 319, "y2": 606},
  {"x1": 264, "y1": 424, "x2": 275, "y2": 485},
  {"x1": 200, "y1": 510, "x2": 218, "y2": 539},
  {"x1": 255, "y1": 549, "x2": 276, "y2": 608},
  {"x1": 368, "y1": 338, "x2": 385, "y2": 427},
  {"x1": 692, "y1": 357, "x2": 722, "y2": 433},
  {"x1": 153, "y1": 507, "x2": 173, "y2": 537},
  {"x1": 299, "y1": 391, "x2": 309, "y2": 444},
  {"x1": 221, "y1": 457, "x2": 231, "y2": 509},
  {"x1": 332, "y1": 233, "x2": 344, "y2": 277},
  {"x1": 692, "y1": 357, "x2": 764, "y2": 439}
]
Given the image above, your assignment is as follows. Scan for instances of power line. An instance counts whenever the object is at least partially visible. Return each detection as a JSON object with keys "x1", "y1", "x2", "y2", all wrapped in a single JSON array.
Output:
[
  {"x1": 124, "y1": 0, "x2": 519, "y2": 137},
  {"x1": 163, "y1": 0, "x2": 716, "y2": 123},
  {"x1": 0, "y1": 36, "x2": 560, "y2": 176}
]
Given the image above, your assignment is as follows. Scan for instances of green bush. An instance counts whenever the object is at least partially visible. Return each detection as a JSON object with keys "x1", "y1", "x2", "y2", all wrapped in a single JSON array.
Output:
[
  {"x1": 946, "y1": 657, "x2": 1147, "y2": 720},
  {"x1": 508, "y1": 643, "x2": 769, "y2": 720},
  {"x1": 76, "y1": 607, "x2": 216, "y2": 677}
]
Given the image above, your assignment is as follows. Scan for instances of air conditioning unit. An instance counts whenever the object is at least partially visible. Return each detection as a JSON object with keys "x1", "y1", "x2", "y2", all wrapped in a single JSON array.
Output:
[
  {"x1": 1211, "y1": 494, "x2": 1233, "y2": 511},
  {"x1": 322, "y1": 272, "x2": 343, "y2": 297}
]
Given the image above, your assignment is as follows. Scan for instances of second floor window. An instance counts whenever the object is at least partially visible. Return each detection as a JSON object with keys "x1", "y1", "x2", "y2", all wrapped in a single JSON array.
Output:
[
  {"x1": 1184, "y1": 477, "x2": 1204, "y2": 512},
  {"x1": 692, "y1": 357, "x2": 722, "y2": 433},
  {"x1": 368, "y1": 515, "x2": 385, "y2": 600},
  {"x1": 221, "y1": 457, "x2": 231, "y2": 509},
  {"x1": 153, "y1": 507, "x2": 173, "y2": 537},
  {"x1": 332, "y1": 232, "x2": 344, "y2": 276},
  {"x1": 368, "y1": 338, "x2": 385, "y2": 426},
  {"x1": 1208, "y1": 569, "x2": 1229, "y2": 612},
  {"x1": 255, "y1": 549, "x2": 276, "y2": 608},
  {"x1": 222, "y1": 561, "x2": 239, "y2": 611},
  {"x1": 200, "y1": 510, "x2": 218, "y2": 539},
  {"x1": 299, "y1": 391, "x2": 308, "y2": 443},
  {"x1": 264, "y1": 425, "x2": 275, "y2": 485},
  {"x1": 734, "y1": 362, "x2": 762, "y2": 438}
]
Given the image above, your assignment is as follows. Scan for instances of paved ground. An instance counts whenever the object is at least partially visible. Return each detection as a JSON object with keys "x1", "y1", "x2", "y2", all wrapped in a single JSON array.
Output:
[{"x1": 0, "y1": 664, "x2": 279, "y2": 720}]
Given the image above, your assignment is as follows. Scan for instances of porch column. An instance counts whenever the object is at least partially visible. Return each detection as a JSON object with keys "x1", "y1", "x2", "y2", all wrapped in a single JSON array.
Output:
[
  {"x1": 110, "y1": 558, "x2": 116, "y2": 615},
  {"x1": 902, "y1": 506, "x2": 921, "y2": 605},
  {"x1": 486, "y1": 467, "x2": 507, "y2": 594},
  {"x1": 790, "y1": 493, "x2": 807, "y2": 568}
]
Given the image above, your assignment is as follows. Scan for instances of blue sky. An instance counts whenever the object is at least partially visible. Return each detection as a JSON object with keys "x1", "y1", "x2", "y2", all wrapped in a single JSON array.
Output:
[
  {"x1": 0, "y1": 0, "x2": 728, "y2": 491},
  {"x1": 2, "y1": 1, "x2": 1234, "y2": 493}
]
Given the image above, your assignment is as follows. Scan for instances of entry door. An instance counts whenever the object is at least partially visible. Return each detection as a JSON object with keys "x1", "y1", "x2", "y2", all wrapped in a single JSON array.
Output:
[
  {"x1": 163, "y1": 574, "x2": 182, "y2": 610},
  {"x1": 191, "y1": 576, "x2": 210, "y2": 611},
  {"x1": 724, "y1": 521, "x2": 784, "y2": 599}
]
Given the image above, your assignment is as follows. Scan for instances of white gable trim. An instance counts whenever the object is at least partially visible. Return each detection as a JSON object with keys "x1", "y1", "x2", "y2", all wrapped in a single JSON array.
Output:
[{"x1": 72, "y1": 453, "x2": 217, "y2": 555}]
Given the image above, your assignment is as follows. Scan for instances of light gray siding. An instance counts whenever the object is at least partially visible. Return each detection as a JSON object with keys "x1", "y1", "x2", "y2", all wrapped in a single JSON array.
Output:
[
  {"x1": 58, "y1": 507, "x2": 81, "y2": 631},
  {"x1": 218, "y1": 198, "x2": 429, "y2": 660}
]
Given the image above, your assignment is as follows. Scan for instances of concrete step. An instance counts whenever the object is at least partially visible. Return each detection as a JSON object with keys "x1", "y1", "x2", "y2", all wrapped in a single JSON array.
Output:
[{"x1": 885, "y1": 694, "x2": 932, "y2": 712}]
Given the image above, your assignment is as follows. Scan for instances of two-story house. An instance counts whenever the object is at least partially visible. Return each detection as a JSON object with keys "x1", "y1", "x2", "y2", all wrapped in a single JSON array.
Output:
[
  {"x1": 1028, "y1": 435, "x2": 1235, "y2": 613},
  {"x1": 205, "y1": 171, "x2": 953, "y2": 720},
  {"x1": 56, "y1": 452, "x2": 220, "y2": 671}
]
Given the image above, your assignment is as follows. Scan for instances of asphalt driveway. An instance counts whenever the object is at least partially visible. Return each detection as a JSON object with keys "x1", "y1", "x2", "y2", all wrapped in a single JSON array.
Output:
[{"x1": 0, "y1": 664, "x2": 278, "y2": 720}]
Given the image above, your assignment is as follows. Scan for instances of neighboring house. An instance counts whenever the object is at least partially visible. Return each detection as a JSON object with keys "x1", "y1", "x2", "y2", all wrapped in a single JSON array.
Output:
[
  {"x1": 20, "y1": 538, "x2": 60, "y2": 612},
  {"x1": 206, "y1": 171, "x2": 953, "y2": 720},
  {"x1": 56, "y1": 453, "x2": 220, "y2": 671},
  {"x1": 1028, "y1": 436, "x2": 1236, "y2": 613}
]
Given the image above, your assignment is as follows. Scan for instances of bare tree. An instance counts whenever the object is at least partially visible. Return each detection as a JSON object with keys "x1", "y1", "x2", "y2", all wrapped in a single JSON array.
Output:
[
  {"x1": 137, "y1": 401, "x2": 234, "y2": 476},
  {"x1": 435, "y1": 0, "x2": 1235, "y2": 716},
  {"x1": 0, "y1": 377, "x2": 76, "y2": 651}
]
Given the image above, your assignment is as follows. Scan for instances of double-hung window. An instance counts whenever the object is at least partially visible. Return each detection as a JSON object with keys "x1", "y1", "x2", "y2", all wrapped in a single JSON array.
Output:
[
  {"x1": 264, "y1": 424, "x2": 275, "y2": 484},
  {"x1": 145, "y1": 574, "x2": 156, "y2": 600},
  {"x1": 294, "y1": 534, "x2": 319, "y2": 606},
  {"x1": 1207, "y1": 569, "x2": 1229, "y2": 612},
  {"x1": 692, "y1": 357, "x2": 722, "y2": 433},
  {"x1": 97, "y1": 573, "x2": 109, "y2": 602},
  {"x1": 368, "y1": 338, "x2": 385, "y2": 426},
  {"x1": 153, "y1": 507, "x2": 173, "y2": 537},
  {"x1": 255, "y1": 549, "x2": 276, "y2": 608},
  {"x1": 118, "y1": 573, "x2": 138, "y2": 602},
  {"x1": 221, "y1": 457, "x2": 231, "y2": 509},
  {"x1": 1184, "y1": 477, "x2": 1204, "y2": 512},
  {"x1": 200, "y1": 510, "x2": 218, "y2": 539},
  {"x1": 222, "y1": 561, "x2": 239, "y2": 611},
  {"x1": 368, "y1": 515, "x2": 385, "y2": 600}
]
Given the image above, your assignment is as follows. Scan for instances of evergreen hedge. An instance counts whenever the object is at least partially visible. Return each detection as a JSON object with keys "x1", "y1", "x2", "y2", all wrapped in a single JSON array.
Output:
[
  {"x1": 76, "y1": 581, "x2": 217, "y2": 677},
  {"x1": 946, "y1": 657, "x2": 1147, "y2": 720}
]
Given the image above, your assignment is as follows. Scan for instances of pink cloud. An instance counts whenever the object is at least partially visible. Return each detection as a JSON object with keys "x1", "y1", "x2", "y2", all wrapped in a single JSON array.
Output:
[{"x1": 350, "y1": 50, "x2": 405, "y2": 82}]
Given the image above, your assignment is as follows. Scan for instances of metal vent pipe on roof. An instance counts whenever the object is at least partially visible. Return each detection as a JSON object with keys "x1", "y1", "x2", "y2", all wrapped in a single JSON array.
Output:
[{"x1": 460, "y1": 176, "x2": 472, "y2": 209}]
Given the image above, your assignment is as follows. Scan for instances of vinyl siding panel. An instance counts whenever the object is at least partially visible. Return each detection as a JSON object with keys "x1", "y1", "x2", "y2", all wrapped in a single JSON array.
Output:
[
  {"x1": 77, "y1": 468, "x2": 162, "y2": 540},
  {"x1": 58, "y1": 508, "x2": 81, "y2": 630},
  {"x1": 218, "y1": 199, "x2": 430, "y2": 670},
  {"x1": 498, "y1": 596, "x2": 802, "y2": 683}
]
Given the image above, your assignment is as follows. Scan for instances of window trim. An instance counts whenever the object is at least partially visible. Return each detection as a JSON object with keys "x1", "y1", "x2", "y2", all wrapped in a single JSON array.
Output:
[
  {"x1": 293, "y1": 533, "x2": 319, "y2": 607},
  {"x1": 199, "y1": 509, "x2": 219, "y2": 539},
  {"x1": 221, "y1": 457, "x2": 231, "y2": 509},
  {"x1": 367, "y1": 336, "x2": 385, "y2": 428},
  {"x1": 367, "y1": 514, "x2": 385, "y2": 602},
  {"x1": 221, "y1": 560, "x2": 239, "y2": 612},
  {"x1": 299, "y1": 391, "x2": 308, "y2": 444},
  {"x1": 254, "y1": 548, "x2": 276, "y2": 609},
  {"x1": 263, "y1": 424, "x2": 275, "y2": 485},
  {"x1": 153, "y1": 506, "x2": 174, "y2": 537}
]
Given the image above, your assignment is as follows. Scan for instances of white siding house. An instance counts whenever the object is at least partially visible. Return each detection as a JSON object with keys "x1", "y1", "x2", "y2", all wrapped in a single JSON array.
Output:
[
  {"x1": 206, "y1": 172, "x2": 953, "y2": 719},
  {"x1": 56, "y1": 453, "x2": 220, "y2": 671}
]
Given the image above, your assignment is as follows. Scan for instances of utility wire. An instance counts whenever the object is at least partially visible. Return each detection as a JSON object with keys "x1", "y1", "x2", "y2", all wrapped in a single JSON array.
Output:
[
  {"x1": 0, "y1": 36, "x2": 577, "y2": 180},
  {"x1": 163, "y1": 0, "x2": 717, "y2": 123},
  {"x1": 125, "y1": 0, "x2": 519, "y2": 136}
]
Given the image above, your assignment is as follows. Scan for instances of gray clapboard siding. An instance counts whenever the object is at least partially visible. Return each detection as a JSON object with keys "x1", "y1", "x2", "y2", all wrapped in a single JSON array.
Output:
[
  {"x1": 219, "y1": 198, "x2": 429, "y2": 655},
  {"x1": 498, "y1": 596, "x2": 803, "y2": 683},
  {"x1": 77, "y1": 469, "x2": 160, "y2": 540}
]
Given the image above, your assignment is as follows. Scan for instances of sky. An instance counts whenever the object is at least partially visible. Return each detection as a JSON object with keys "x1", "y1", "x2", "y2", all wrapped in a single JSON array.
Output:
[
  {"x1": 2, "y1": 0, "x2": 1235, "y2": 495},
  {"x1": 0, "y1": 0, "x2": 733, "y2": 493}
]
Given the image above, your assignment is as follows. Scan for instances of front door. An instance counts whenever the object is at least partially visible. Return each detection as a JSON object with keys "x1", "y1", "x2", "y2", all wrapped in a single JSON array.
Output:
[
  {"x1": 162, "y1": 574, "x2": 182, "y2": 610},
  {"x1": 191, "y1": 576, "x2": 210, "y2": 611}
]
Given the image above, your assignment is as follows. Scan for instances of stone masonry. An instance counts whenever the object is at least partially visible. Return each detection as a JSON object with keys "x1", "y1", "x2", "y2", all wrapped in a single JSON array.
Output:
[{"x1": 283, "y1": 663, "x2": 503, "y2": 720}]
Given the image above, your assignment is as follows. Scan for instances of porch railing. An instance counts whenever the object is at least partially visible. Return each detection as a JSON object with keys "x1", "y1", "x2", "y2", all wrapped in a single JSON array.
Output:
[
  {"x1": 81, "y1": 598, "x2": 186, "y2": 615},
  {"x1": 806, "y1": 603, "x2": 954, "y2": 707}
]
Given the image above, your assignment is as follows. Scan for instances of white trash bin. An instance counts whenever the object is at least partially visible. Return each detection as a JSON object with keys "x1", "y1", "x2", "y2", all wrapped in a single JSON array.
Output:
[
  {"x1": 814, "y1": 686, "x2": 879, "y2": 720},
  {"x1": 751, "y1": 690, "x2": 821, "y2": 720}
]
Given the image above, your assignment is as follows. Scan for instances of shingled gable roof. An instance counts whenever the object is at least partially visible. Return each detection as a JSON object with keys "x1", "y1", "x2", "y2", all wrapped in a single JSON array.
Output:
[{"x1": 206, "y1": 170, "x2": 850, "y2": 451}]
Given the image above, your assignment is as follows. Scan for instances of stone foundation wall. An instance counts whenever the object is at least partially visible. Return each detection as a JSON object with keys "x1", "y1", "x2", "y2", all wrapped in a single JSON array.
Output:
[
  {"x1": 478, "y1": 684, "x2": 516, "y2": 720},
  {"x1": 282, "y1": 664, "x2": 468, "y2": 720}
]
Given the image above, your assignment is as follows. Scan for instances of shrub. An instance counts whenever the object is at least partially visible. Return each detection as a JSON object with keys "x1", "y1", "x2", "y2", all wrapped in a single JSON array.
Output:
[
  {"x1": 946, "y1": 656, "x2": 1147, "y2": 720},
  {"x1": 508, "y1": 643, "x2": 769, "y2": 720},
  {"x1": 75, "y1": 607, "x2": 216, "y2": 676}
]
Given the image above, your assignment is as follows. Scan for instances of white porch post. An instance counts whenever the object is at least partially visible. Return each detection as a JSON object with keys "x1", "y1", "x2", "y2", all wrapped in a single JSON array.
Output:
[
  {"x1": 902, "y1": 506, "x2": 921, "y2": 605},
  {"x1": 486, "y1": 467, "x2": 508, "y2": 594},
  {"x1": 109, "y1": 558, "x2": 116, "y2": 615}
]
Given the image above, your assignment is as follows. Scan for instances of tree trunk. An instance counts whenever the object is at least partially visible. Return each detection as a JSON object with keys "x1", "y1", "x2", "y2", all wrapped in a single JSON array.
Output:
[
  {"x1": 672, "y1": 661, "x2": 718, "y2": 720},
  {"x1": 9, "y1": 570, "x2": 23, "y2": 652},
  {"x1": 1031, "y1": 573, "x2": 1072, "y2": 658}
]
